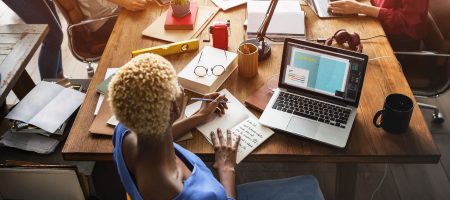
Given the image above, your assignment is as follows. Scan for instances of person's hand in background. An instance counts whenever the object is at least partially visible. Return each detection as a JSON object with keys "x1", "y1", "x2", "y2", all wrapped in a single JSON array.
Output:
[
  {"x1": 328, "y1": 0, "x2": 380, "y2": 17},
  {"x1": 111, "y1": 0, "x2": 149, "y2": 11},
  {"x1": 328, "y1": 0, "x2": 362, "y2": 14}
]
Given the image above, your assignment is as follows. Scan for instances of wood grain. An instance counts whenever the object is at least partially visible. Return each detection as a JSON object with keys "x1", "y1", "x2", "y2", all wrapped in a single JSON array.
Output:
[
  {"x1": 62, "y1": 2, "x2": 440, "y2": 165},
  {"x1": 0, "y1": 24, "x2": 48, "y2": 105}
]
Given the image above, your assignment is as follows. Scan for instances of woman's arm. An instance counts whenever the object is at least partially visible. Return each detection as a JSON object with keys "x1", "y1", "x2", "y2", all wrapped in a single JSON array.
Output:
[
  {"x1": 372, "y1": 0, "x2": 428, "y2": 39},
  {"x1": 108, "y1": 0, "x2": 149, "y2": 11},
  {"x1": 211, "y1": 129, "x2": 240, "y2": 199},
  {"x1": 328, "y1": 0, "x2": 380, "y2": 17},
  {"x1": 172, "y1": 93, "x2": 228, "y2": 140},
  {"x1": 328, "y1": 0, "x2": 428, "y2": 39}
]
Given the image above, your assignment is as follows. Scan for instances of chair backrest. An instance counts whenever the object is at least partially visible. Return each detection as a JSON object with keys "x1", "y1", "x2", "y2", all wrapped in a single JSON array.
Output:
[
  {"x1": 424, "y1": 0, "x2": 450, "y2": 52},
  {"x1": 53, "y1": 0, "x2": 107, "y2": 61}
]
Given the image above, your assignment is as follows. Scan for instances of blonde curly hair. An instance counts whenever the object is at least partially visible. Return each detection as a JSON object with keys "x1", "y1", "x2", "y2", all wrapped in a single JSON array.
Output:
[{"x1": 108, "y1": 53, "x2": 181, "y2": 136}]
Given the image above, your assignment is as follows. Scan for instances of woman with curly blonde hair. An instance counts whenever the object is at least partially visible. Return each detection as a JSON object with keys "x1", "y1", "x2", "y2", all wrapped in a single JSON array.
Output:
[
  {"x1": 109, "y1": 53, "x2": 324, "y2": 200},
  {"x1": 109, "y1": 53, "x2": 238, "y2": 200}
]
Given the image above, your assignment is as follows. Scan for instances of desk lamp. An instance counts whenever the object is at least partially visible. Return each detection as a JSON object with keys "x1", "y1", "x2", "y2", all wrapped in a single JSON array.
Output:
[{"x1": 242, "y1": 0, "x2": 278, "y2": 60}]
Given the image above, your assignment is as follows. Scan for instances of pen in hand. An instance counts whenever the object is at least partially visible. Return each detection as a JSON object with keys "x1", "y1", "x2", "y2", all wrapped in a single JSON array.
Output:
[{"x1": 191, "y1": 97, "x2": 229, "y2": 104}]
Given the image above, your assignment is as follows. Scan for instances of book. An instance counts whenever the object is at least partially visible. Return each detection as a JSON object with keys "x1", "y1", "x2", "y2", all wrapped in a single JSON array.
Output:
[
  {"x1": 185, "y1": 89, "x2": 274, "y2": 163},
  {"x1": 247, "y1": 1, "x2": 305, "y2": 42},
  {"x1": 89, "y1": 97, "x2": 115, "y2": 136},
  {"x1": 178, "y1": 46, "x2": 238, "y2": 95},
  {"x1": 95, "y1": 68, "x2": 119, "y2": 115},
  {"x1": 165, "y1": 3, "x2": 198, "y2": 30},
  {"x1": 142, "y1": 6, "x2": 219, "y2": 43},
  {"x1": 96, "y1": 73, "x2": 115, "y2": 95},
  {"x1": 245, "y1": 84, "x2": 274, "y2": 113}
]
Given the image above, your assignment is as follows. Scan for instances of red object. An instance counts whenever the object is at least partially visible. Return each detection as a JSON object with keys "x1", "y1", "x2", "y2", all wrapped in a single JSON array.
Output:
[
  {"x1": 371, "y1": 0, "x2": 428, "y2": 40},
  {"x1": 210, "y1": 21, "x2": 230, "y2": 50},
  {"x1": 325, "y1": 29, "x2": 363, "y2": 53},
  {"x1": 164, "y1": 3, "x2": 198, "y2": 30}
]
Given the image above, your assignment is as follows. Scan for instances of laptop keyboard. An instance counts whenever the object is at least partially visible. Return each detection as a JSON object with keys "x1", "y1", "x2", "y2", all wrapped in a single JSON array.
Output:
[{"x1": 272, "y1": 92, "x2": 352, "y2": 129}]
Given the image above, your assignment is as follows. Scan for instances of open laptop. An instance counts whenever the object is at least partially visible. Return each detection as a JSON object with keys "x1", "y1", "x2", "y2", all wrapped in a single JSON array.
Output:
[
  {"x1": 259, "y1": 39, "x2": 368, "y2": 148},
  {"x1": 306, "y1": 0, "x2": 355, "y2": 18}
]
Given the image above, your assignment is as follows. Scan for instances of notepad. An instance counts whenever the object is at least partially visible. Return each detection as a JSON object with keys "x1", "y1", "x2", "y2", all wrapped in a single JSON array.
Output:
[{"x1": 185, "y1": 89, "x2": 274, "y2": 163}]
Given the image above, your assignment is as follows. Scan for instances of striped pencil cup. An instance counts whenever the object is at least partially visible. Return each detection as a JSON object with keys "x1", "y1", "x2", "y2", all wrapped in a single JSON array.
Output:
[{"x1": 238, "y1": 43, "x2": 258, "y2": 78}]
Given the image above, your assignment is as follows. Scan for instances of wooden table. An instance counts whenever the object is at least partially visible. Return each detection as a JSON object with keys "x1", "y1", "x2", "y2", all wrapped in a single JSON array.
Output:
[
  {"x1": 63, "y1": 2, "x2": 440, "y2": 199},
  {"x1": 0, "y1": 24, "x2": 48, "y2": 105}
]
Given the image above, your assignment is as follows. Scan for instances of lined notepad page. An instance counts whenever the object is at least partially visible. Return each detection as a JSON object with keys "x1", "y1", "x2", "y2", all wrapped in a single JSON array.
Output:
[{"x1": 185, "y1": 89, "x2": 274, "y2": 163}]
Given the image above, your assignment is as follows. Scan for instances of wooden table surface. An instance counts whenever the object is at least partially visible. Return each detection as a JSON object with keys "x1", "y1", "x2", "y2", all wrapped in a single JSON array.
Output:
[
  {"x1": 0, "y1": 24, "x2": 48, "y2": 105},
  {"x1": 62, "y1": 1, "x2": 440, "y2": 164}
]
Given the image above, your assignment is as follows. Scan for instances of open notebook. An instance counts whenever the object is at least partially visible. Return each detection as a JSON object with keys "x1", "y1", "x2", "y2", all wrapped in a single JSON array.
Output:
[{"x1": 185, "y1": 89, "x2": 274, "y2": 163}]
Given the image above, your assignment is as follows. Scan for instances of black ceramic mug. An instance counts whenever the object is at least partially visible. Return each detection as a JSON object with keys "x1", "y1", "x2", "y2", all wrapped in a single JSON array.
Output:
[{"x1": 373, "y1": 93, "x2": 414, "y2": 133}]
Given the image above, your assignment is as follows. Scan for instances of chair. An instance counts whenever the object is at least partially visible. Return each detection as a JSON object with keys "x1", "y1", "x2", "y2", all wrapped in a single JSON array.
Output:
[
  {"x1": 53, "y1": 0, "x2": 118, "y2": 77},
  {"x1": 395, "y1": 0, "x2": 450, "y2": 124}
]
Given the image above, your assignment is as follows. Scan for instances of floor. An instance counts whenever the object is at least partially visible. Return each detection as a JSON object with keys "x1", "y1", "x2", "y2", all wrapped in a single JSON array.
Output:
[{"x1": 1, "y1": 2, "x2": 450, "y2": 200}]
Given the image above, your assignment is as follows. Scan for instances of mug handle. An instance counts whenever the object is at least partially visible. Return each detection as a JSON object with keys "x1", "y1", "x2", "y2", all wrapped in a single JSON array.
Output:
[{"x1": 373, "y1": 110, "x2": 384, "y2": 128}]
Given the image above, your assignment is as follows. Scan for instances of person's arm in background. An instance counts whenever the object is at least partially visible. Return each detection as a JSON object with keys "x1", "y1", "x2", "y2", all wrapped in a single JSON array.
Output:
[
  {"x1": 328, "y1": 0, "x2": 428, "y2": 39},
  {"x1": 109, "y1": 0, "x2": 150, "y2": 11},
  {"x1": 211, "y1": 129, "x2": 240, "y2": 199},
  {"x1": 328, "y1": 0, "x2": 380, "y2": 17},
  {"x1": 172, "y1": 93, "x2": 228, "y2": 140}
]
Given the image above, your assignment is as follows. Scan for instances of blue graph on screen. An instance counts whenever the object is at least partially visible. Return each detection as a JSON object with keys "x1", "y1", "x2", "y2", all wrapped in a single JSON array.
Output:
[{"x1": 291, "y1": 49, "x2": 348, "y2": 95}]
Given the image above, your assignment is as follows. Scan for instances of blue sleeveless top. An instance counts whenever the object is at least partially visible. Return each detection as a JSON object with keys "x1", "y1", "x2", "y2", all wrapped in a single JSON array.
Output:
[{"x1": 112, "y1": 123, "x2": 231, "y2": 200}]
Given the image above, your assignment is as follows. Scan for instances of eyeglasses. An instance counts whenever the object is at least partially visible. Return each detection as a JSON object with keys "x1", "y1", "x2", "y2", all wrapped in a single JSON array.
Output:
[{"x1": 194, "y1": 50, "x2": 227, "y2": 77}]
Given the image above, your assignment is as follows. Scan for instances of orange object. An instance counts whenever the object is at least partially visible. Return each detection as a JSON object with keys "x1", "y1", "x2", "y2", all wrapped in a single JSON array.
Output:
[
  {"x1": 164, "y1": 3, "x2": 198, "y2": 30},
  {"x1": 237, "y1": 43, "x2": 258, "y2": 78}
]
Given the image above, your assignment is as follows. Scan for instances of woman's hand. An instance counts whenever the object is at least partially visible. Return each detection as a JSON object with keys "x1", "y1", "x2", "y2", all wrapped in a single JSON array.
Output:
[
  {"x1": 328, "y1": 0, "x2": 363, "y2": 14},
  {"x1": 211, "y1": 129, "x2": 240, "y2": 173},
  {"x1": 194, "y1": 93, "x2": 228, "y2": 120},
  {"x1": 211, "y1": 129, "x2": 240, "y2": 199},
  {"x1": 117, "y1": 0, "x2": 149, "y2": 11}
]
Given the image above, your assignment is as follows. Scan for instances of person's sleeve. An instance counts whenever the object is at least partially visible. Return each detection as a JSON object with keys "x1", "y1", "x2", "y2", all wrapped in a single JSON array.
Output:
[{"x1": 376, "y1": 0, "x2": 428, "y2": 39}]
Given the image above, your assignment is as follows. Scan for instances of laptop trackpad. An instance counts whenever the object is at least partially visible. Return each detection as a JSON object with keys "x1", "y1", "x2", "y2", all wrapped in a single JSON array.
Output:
[{"x1": 286, "y1": 116, "x2": 319, "y2": 138}]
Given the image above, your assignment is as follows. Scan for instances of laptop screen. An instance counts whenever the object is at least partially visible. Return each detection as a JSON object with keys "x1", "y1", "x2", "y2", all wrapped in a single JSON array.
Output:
[{"x1": 280, "y1": 40, "x2": 367, "y2": 105}]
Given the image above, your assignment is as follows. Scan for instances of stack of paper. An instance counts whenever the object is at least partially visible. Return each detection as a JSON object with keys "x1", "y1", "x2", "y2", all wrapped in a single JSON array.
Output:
[
  {"x1": 0, "y1": 81, "x2": 85, "y2": 154},
  {"x1": 10, "y1": 122, "x2": 67, "y2": 137},
  {"x1": 5, "y1": 81, "x2": 85, "y2": 134},
  {"x1": 247, "y1": 0, "x2": 306, "y2": 42}
]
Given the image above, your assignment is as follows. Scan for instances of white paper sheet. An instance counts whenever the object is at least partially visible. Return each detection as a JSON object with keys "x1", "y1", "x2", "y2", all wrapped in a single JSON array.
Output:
[
  {"x1": 231, "y1": 118, "x2": 273, "y2": 163},
  {"x1": 210, "y1": 0, "x2": 247, "y2": 11},
  {"x1": 6, "y1": 81, "x2": 85, "y2": 133},
  {"x1": 94, "y1": 68, "x2": 119, "y2": 115}
]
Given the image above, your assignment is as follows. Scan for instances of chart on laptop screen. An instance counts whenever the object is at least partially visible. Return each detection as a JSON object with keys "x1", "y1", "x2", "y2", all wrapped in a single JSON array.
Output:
[{"x1": 285, "y1": 47, "x2": 349, "y2": 96}]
